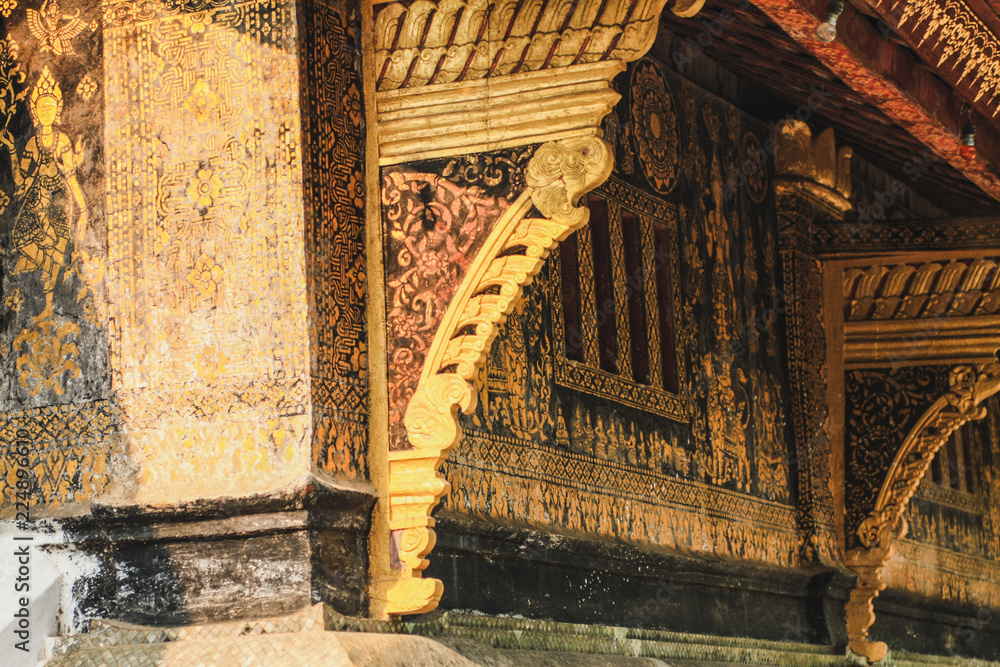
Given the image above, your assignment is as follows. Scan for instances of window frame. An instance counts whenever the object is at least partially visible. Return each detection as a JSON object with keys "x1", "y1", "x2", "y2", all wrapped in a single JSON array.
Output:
[{"x1": 552, "y1": 175, "x2": 691, "y2": 422}]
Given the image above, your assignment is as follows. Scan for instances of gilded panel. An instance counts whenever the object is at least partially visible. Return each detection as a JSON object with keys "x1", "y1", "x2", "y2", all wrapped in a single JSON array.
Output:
[
  {"x1": 103, "y1": 0, "x2": 312, "y2": 500},
  {"x1": 381, "y1": 149, "x2": 532, "y2": 452}
]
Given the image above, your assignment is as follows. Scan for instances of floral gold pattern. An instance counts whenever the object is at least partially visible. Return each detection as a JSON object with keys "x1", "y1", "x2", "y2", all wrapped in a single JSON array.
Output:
[
  {"x1": 13, "y1": 318, "x2": 82, "y2": 396},
  {"x1": 187, "y1": 167, "x2": 223, "y2": 209},
  {"x1": 186, "y1": 253, "x2": 224, "y2": 300},
  {"x1": 630, "y1": 59, "x2": 679, "y2": 194}
]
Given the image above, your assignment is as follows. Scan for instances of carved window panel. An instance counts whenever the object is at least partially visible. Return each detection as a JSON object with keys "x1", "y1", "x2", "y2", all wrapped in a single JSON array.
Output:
[
  {"x1": 553, "y1": 175, "x2": 689, "y2": 421},
  {"x1": 918, "y1": 420, "x2": 983, "y2": 512}
]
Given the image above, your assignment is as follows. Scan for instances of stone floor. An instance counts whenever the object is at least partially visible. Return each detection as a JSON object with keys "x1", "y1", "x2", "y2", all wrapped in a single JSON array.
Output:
[{"x1": 42, "y1": 604, "x2": 1000, "y2": 666}]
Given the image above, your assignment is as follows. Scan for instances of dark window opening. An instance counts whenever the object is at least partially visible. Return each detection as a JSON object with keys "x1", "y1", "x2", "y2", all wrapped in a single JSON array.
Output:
[
  {"x1": 559, "y1": 189, "x2": 681, "y2": 396},
  {"x1": 561, "y1": 233, "x2": 584, "y2": 362},
  {"x1": 588, "y1": 194, "x2": 619, "y2": 374},
  {"x1": 654, "y1": 224, "x2": 678, "y2": 394},
  {"x1": 621, "y1": 211, "x2": 649, "y2": 385}
]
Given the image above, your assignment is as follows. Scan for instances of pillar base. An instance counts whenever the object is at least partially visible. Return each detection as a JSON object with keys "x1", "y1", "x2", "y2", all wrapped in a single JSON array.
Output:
[{"x1": 56, "y1": 475, "x2": 375, "y2": 627}]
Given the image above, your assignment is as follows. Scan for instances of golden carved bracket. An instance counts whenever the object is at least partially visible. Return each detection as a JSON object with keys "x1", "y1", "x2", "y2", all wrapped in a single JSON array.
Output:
[
  {"x1": 371, "y1": 137, "x2": 613, "y2": 615},
  {"x1": 844, "y1": 363, "x2": 1000, "y2": 663}
]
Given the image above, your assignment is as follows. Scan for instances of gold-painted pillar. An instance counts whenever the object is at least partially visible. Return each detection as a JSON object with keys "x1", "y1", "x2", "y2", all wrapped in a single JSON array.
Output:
[{"x1": 102, "y1": 0, "x2": 369, "y2": 503}]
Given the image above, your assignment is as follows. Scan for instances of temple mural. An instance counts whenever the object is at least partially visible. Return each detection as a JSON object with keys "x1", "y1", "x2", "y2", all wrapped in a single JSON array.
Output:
[
  {"x1": 0, "y1": 0, "x2": 119, "y2": 516},
  {"x1": 421, "y1": 57, "x2": 799, "y2": 565}
]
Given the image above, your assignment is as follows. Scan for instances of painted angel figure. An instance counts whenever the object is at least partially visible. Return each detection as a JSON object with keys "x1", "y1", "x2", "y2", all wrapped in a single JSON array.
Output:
[
  {"x1": 1, "y1": 66, "x2": 87, "y2": 321},
  {"x1": 27, "y1": 0, "x2": 89, "y2": 55}
]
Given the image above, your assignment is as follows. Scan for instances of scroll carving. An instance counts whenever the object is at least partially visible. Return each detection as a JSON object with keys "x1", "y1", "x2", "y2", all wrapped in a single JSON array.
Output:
[
  {"x1": 373, "y1": 137, "x2": 613, "y2": 615},
  {"x1": 845, "y1": 363, "x2": 1000, "y2": 663}
]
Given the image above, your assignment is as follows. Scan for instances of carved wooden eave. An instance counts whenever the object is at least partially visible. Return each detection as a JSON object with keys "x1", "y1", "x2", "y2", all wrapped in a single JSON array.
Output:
[
  {"x1": 838, "y1": 251, "x2": 1000, "y2": 367},
  {"x1": 368, "y1": 0, "x2": 688, "y2": 617},
  {"x1": 822, "y1": 234, "x2": 1000, "y2": 662},
  {"x1": 377, "y1": 61, "x2": 625, "y2": 164},
  {"x1": 745, "y1": 0, "x2": 1000, "y2": 203},
  {"x1": 844, "y1": 364, "x2": 1000, "y2": 663},
  {"x1": 373, "y1": 0, "x2": 671, "y2": 93}
]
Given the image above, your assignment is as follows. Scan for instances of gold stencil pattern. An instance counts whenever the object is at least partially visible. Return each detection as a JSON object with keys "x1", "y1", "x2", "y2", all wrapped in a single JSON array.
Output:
[
  {"x1": 103, "y1": 1, "x2": 312, "y2": 500},
  {"x1": 300, "y1": 0, "x2": 369, "y2": 480},
  {"x1": 630, "y1": 59, "x2": 679, "y2": 194},
  {"x1": 0, "y1": 401, "x2": 122, "y2": 516}
]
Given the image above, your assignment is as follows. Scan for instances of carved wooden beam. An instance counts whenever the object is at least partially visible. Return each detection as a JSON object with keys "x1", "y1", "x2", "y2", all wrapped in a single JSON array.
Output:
[
  {"x1": 845, "y1": 363, "x2": 1000, "y2": 663},
  {"x1": 371, "y1": 137, "x2": 614, "y2": 615},
  {"x1": 774, "y1": 120, "x2": 853, "y2": 567},
  {"x1": 377, "y1": 61, "x2": 624, "y2": 164}
]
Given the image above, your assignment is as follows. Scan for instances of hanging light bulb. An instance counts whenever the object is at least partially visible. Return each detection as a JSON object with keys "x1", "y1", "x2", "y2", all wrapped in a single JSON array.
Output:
[
  {"x1": 960, "y1": 120, "x2": 977, "y2": 160},
  {"x1": 816, "y1": 0, "x2": 845, "y2": 43}
]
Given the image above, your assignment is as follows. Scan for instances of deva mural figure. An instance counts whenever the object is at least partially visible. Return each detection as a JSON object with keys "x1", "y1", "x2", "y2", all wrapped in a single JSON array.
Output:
[{"x1": 1, "y1": 65, "x2": 86, "y2": 322}]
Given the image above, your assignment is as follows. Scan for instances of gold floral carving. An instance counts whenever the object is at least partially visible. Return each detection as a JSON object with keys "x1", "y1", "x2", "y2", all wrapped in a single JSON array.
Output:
[
  {"x1": 372, "y1": 137, "x2": 613, "y2": 616},
  {"x1": 373, "y1": 0, "x2": 669, "y2": 91},
  {"x1": 845, "y1": 363, "x2": 1000, "y2": 663}
]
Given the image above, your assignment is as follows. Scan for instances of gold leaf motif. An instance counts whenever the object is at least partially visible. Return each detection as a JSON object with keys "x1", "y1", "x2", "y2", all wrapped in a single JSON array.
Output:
[
  {"x1": 5, "y1": 287, "x2": 23, "y2": 313},
  {"x1": 183, "y1": 11, "x2": 211, "y2": 35},
  {"x1": 76, "y1": 73, "x2": 97, "y2": 102},
  {"x1": 27, "y1": 0, "x2": 88, "y2": 55},
  {"x1": 186, "y1": 253, "x2": 224, "y2": 299},
  {"x1": 184, "y1": 79, "x2": 222, "y2": 124},
  {"x1": 13, "y1": 318, "x2": 82, "y2": 396},
  {"x1": 187, "y1": 167, "x2": 223, "y2": 208},
  {"x1": 194, "y1": 345, "x2": 229, "y2": 383}
]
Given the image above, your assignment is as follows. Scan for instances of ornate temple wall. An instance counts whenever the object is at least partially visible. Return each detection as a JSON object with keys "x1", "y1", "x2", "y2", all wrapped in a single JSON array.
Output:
[
  {"x1": 437, "y1": 55, "x2": 796, "y2": 563},
  {"x1": 0, "y1": 0, "x2": 370, "y2": 513},
  {"x1": 370, "y1": 54, "x2": 819, "y2": 638}
]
